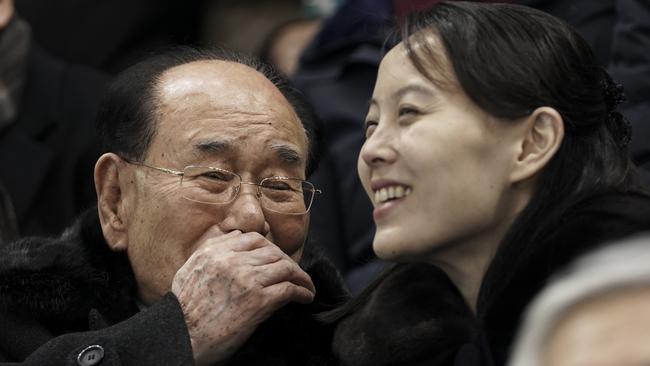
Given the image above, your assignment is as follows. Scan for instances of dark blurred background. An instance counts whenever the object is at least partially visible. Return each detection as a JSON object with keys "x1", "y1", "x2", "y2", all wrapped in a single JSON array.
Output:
[{"x1": 2, "y1": 0, "x2": 648, "y2": 293}]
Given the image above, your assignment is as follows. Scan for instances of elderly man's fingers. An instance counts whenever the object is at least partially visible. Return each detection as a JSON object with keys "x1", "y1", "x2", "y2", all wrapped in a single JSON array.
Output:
[
  {"x1": 192, "y1": 228, "x2": 243, "y2": 252},
  {"x1": 263, "y1": 281, "x2": 315, "y2": 306},
  {"x1": 243, "y1": 245, "x2": 288, "y2": 266},
  {"x1": 192, "y1": 231, "x2": 273, "y2": 262},
  {"x1": 228, "y1": 232, "x2": 277, "y2": 252},
  {"x1": 198, "y1": 230, "x2": 274, "y2": 252},
  {"x1": 255, "y1": 259, "x2": 316, "y2": 294}
]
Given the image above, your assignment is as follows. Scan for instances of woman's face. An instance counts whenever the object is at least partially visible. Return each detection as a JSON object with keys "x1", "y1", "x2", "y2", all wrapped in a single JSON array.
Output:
[{"x1": 358, "y1": 40, "x2": 523, "y2": 263}]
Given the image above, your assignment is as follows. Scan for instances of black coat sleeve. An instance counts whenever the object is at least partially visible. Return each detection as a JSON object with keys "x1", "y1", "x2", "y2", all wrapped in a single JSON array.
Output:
[{"x1": 0, "y1": 294, "x2": 195, "y2": 366}]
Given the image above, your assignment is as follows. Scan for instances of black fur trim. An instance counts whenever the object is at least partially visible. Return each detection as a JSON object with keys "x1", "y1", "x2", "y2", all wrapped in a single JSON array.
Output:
[
  {"x1": 333, "y1": 264, "x2": 477, "y2": 366},
  {"x1": 0, "y1": 208, "x2": 138, "y2": 326}
]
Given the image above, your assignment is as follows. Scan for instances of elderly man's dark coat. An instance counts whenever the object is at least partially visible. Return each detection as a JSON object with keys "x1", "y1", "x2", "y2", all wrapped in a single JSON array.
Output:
[{"x1": 0, "y1": 208, "x2": 349, "y2": 365}]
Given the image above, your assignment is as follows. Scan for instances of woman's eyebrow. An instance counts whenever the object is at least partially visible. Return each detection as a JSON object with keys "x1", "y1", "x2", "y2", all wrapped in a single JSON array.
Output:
[
  {"x1": 368, "y1": 84, "x2": 436, "y2": 108},
  {"x1": 393, "y1": 84, "x2": 436, "y2": 100}
]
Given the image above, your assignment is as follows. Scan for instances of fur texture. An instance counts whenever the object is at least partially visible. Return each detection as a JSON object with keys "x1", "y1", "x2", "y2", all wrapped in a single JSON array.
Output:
[
  {"x1": 0, "y1": 209, "x2": 137, "y2": 327},
  {"x1": 333, "y1": 264, "x2": 478, "y2": 366}
]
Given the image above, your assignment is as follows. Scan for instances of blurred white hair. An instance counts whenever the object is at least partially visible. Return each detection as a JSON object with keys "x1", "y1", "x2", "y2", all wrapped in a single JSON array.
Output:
[{"x1": 508, "y1": 233, "x2": 650, "y2": 366}]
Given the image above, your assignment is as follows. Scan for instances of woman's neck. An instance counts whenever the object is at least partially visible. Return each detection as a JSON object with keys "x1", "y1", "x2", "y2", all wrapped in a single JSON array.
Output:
[
  {"x1": 432, "y1": 185, "x2": 533, "y2": 313},
  {"x1": 430, "y1": 210, "x2": 521, "y2": 314},
  {"x1": 432, "y1": 243, "x2": 495, "y2": 314}
]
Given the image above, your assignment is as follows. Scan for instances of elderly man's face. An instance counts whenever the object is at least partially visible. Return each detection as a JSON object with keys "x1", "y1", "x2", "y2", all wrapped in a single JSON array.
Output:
[{"x1": 119, "y1": 60, "x2": 310, "y2": 304}]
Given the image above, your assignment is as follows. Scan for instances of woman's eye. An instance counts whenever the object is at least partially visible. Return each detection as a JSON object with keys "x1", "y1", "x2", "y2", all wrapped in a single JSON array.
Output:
[
  {"x1": 398, "y1": 106, "x2": 419, "y2": 117},
  {"x1": 364, "y1": 121, "x2": 378, "y2": 138}
]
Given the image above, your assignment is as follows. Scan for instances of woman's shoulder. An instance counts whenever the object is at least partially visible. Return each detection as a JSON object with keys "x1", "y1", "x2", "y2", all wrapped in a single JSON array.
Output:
[
  {"x1": 555, "y1": 190, "x2": 650, "y2": 242},
  {"x1": 507, "y1": 189, "x2": 650, "y2": 284},
  {"x1": 478, "y1": 189, "x2": 650, "y2": 363}
]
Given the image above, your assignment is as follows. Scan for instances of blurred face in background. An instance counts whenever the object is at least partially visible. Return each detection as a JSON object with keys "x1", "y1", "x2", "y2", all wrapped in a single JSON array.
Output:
[
  {"x1": 0, "y1": 0, "x2": 14, "y2": 30},
  {"x1": 357, "y1": 36, "x2": 524, "y2": 266},
  {"x1": 544, "y1": 286, "x2": 650, "y2": 366},
  {"x1": 265, "y1": 19, "x2": 321, "y2": 77}
]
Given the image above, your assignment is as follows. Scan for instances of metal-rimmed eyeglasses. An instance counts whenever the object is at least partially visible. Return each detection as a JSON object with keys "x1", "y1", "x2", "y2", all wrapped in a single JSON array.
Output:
[{"x1": 121, "y1": 157, "x2": 321, "y2": 215}]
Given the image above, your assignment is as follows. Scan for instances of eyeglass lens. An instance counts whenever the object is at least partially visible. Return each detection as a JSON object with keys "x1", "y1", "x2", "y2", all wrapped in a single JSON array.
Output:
[{"x1": 179, "y1": 166, "x2": 314, "y2": 214}]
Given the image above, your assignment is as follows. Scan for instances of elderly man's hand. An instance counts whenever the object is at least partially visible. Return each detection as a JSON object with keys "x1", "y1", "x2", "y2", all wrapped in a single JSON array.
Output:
[{"x1": 171, "y1": 228, "x2": 315, "y2": 366}]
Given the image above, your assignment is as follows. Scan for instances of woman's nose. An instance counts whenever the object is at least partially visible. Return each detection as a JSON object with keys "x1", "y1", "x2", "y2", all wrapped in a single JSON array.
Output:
[{"x1": 360, "y1": 126, "x2": 397, "y2": 167}]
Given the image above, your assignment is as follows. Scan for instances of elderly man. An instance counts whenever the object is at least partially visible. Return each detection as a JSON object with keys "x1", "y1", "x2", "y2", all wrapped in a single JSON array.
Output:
[{"x1": 0, "y1": 48, "x2": 347, "y2": 365}]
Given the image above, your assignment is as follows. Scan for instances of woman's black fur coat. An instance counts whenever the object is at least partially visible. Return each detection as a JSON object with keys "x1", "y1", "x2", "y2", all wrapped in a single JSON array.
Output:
[
  {"x1": 0, "y1": 208, "x2": 349, "y2": 365},
  {"x1": 331, "y1": 191, "x2": 650, "y2": 366}
]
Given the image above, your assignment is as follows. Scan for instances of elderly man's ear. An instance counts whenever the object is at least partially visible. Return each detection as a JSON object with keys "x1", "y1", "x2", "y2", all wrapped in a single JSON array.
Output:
[{"x1": 95, "y1": 153, "x2": 131, "y2": 252}]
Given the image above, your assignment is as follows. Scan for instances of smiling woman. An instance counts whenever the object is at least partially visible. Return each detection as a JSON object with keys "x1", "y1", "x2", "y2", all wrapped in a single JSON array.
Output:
[{"x1": 326, "y1": 2, "x2": 650, "y2": 366}]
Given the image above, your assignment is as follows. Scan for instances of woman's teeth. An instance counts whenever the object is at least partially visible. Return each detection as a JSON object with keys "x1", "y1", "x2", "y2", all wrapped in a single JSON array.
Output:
[{"x1": 374, "y1": 185, "x2": 412, "y2": 204}]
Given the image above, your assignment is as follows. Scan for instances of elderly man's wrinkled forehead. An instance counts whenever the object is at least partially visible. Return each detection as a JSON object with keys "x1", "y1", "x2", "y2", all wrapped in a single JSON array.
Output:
[
  {"x1": 153, "y1": 60, "x2": 307, "y2": 146},
  {"x1": 144, "y1": 60, "x2": 308, "y2": 174},
  {"x1": 158, "y1": 60, "x2": 291, "y2": 114}
]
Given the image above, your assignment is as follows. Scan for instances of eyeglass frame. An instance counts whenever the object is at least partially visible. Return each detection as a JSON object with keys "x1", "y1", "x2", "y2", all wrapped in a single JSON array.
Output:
[{"x1": 120, "y1": 156, "x2": 321, "y2": 215}]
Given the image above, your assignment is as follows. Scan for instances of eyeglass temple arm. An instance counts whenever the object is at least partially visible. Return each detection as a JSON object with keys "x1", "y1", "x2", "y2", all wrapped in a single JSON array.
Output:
[
  {"x1": 120, "y1": 157, "x2": 184, "y2": 176},
  {"x1": 150, "y1": 166, "x2": 184, "y2": 176}
]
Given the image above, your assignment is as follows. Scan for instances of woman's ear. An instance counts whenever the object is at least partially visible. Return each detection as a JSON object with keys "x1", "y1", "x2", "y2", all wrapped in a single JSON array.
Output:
[
  {"x1": 95, "y1": 153, "x2": 129, "y2": 252},
  {"x1": 510, "y1": 107, "x2": 564, "y2": 183}
]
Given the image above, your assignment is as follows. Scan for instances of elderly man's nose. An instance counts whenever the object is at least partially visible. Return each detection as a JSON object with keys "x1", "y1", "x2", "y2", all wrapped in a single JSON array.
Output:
[{"x1": 221, "y1": 188, "x2": 270, "y2": 235}]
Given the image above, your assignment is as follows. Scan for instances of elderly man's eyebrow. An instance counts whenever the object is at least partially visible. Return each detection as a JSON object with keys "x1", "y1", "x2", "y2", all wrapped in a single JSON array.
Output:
[
  {"x1": 271, "y1": 144, "x2": 303, "y2": 166},
  {"x1": 192, "y1": 140, "x2": 302, "y2": 167},
  {"x1": 193, "y1": 139, "x2": 232, "y2": 157}
]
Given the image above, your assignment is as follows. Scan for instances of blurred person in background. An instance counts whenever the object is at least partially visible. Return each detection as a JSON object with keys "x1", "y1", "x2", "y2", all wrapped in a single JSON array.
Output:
[
  {"x1": 510, "y1": 233, "x2": 650, "y2": 366},
  {"x1": 0, "y1": 0, "x2": 108, "y2": 238},
  {"x1": 292, "y1": 0, "x2": 393, "y2": 293},
  {"x1": 15, "y1": 0, "x2": 201, "y2": 73},
  {"x1": 259, "y1": 18, "x2": 322, "y2": 77}
]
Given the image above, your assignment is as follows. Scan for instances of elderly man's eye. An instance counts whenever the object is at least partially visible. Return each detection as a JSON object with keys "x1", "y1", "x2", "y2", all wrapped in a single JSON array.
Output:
[
  {"x1": 263, "y1": 179, "x2": 307, "y2": 193},
  {"x1": 264, "y1": 180, "x2": 293, "y2": 191},
  {"x1": 201, "y1": 171, "x2": 233, "y2": 181}
]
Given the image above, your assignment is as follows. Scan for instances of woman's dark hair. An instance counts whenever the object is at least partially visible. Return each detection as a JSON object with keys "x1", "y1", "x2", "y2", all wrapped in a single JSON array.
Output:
[
  {"x1": 96, "y1": 46, "x2": 321, "y2": 177},
  {"x1": 403, "y1": 1, "x2": 647, "y2": 313},
  {"x1": 321, "y1": 1, "x2": 646, "y2": 323},
  {"x1": 404, "y1": 1, "x2": 636, "y2": 194}
]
